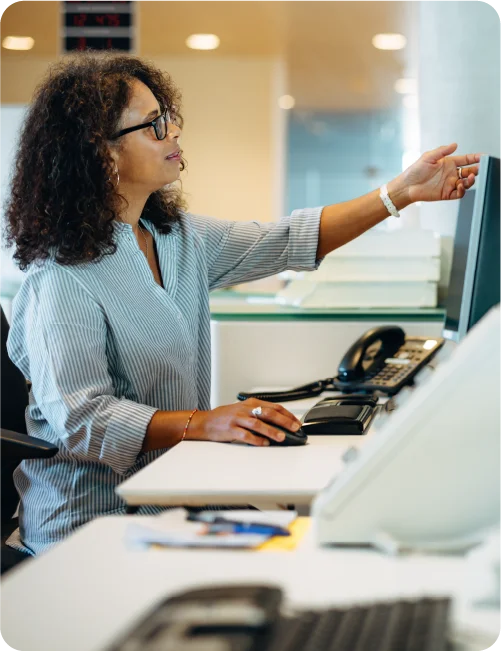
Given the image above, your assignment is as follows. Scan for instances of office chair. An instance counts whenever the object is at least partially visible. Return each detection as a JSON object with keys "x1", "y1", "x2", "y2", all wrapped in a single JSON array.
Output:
[{"x1": 1, "y1": 307, "x2": 58, "y2": 575}]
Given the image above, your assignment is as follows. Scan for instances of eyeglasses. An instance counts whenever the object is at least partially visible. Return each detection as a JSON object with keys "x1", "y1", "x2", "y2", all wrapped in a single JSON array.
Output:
[{"x1": 111, "y1": 109, "x2": 174, "y2": 141}]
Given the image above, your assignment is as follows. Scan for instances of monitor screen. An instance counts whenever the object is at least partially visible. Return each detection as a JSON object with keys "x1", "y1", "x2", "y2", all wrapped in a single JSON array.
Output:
[
  {"x1": 467, "y1": 157, "x2": 500, "y2": 331},
  {"x1": 443, "y1": 189, "x2": 476, "y2": 336},
  {"x1": 443, "y1": 156, "x2": 500, "y2": 341}
]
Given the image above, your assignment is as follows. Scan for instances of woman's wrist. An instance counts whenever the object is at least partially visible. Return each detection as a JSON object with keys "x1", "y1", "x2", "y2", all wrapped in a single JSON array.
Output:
[
  {"x1": 142, "y1": 409, "x2": 206, "y2": 452},
  {"x1": 181, "y1": 408, "x2": 198, "y2": 442},
  {"x1": 386, "y1": 174, "x2": 412, "y2": 211},
  {"x1": 183, "y1": 409, "x2": 209, "y2": 441}
]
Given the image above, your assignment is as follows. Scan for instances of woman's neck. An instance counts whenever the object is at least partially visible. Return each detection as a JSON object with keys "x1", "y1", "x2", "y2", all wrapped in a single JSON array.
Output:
[{"x1": 116, "y1": 191, "x2": 149, "y2": 234}]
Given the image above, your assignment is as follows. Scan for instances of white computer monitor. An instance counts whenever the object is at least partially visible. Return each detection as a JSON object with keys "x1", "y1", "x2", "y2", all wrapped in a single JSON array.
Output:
[
  {"x1": 312, "y1": 305, "x2": 500, "y2": 552},
  {"x1": 443, "y1": 155, "x2": 500, "y2": 342}
]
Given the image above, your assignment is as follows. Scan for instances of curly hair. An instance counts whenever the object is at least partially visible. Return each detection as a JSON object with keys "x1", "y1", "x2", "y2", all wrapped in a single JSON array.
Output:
[{"x1": 3, "y1": 51, "x2": 187, "y2": 270}]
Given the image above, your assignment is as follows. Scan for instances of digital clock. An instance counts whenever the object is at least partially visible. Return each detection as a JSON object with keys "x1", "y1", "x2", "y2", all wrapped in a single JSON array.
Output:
[
  {"x1": 65, "y1": 14, "x2": 131, "y2": 29},
  {"x1": 64, "y1": 37, "x2": 133, "y2": 52},
  {"x1": 62, "y1": 2, "x2": 135, "y2": 53},
  {"x1": 65, "y1": 0, "x2": 134, "y2": 5}
]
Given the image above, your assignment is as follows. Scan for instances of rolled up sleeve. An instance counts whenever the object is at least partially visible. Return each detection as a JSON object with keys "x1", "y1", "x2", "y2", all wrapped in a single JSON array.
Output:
[
  {"x1": 7, "y1": 270, "x2": 158, "y2": 476},
  {"x1": 187, "y1": 207, "x2": 324, "y2": 291}
]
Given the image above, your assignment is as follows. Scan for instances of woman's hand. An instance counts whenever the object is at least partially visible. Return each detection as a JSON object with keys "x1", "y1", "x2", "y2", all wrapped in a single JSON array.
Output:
[
  {"x1": 187, "y1": 399, "x2": 303, "y2": 446},
  {"x1": 391, "y1": 144, "x2": 481, "y2": 205}
]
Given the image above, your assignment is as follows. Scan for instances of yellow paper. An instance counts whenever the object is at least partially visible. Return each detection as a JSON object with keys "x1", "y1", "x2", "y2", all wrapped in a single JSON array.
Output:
[{"x1": 257, "y1": 517, "x2": 311, "y2": 552}]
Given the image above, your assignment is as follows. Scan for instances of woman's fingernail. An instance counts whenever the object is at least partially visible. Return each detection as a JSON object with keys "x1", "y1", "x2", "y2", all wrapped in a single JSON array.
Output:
[
  {"x1": 293, "y1": 423, "x2": 301, "y2": 431},
  {"x1": 263, "y1": 439, "x2": 270, "y2": 446}
]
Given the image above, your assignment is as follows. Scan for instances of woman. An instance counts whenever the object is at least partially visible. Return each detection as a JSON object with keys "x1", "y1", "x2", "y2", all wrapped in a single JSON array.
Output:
[{"x1": 4, "y1": 52, "x2": 479, "y2": 555}]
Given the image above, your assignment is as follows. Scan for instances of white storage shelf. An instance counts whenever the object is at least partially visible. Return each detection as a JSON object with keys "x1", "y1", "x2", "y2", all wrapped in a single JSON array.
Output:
[
  {"x1": 277, "y1": 229, "x2": 441, "y2": 308},
  {"x1": 276, "y1": 279, "x2": 437, "y2": 309},
  {"x1": 300, "y1": 257, "x2": 441, "y2": 282}
]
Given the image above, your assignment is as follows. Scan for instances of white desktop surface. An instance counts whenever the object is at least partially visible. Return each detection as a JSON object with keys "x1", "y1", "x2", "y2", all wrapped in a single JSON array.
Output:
[
  {"x1": 2, "y1": 515, "x2": 498, "y2": 651},
  {"x1": 116, "y1": 394, "x2": 369, "y2": 507},
  {"x1": 116, "y1": 434, "x2": 365, "y2": 507}
]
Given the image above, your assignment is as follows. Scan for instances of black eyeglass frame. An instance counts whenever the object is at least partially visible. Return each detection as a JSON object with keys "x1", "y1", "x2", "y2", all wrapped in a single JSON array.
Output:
[{"x1": 111, "y1": 109, "x2": 171, "y2": 141}]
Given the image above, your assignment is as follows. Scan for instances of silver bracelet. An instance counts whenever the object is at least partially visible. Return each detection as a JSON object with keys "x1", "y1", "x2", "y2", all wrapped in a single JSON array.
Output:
[{"x1": 379, "y1": 184, "x2": 400, "y2": 218}]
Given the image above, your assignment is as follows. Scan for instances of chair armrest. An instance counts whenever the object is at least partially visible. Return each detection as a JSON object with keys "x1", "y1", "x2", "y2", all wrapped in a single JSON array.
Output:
[{"x1": 1, "y1": 428, "x2": 58, "y2": 461}]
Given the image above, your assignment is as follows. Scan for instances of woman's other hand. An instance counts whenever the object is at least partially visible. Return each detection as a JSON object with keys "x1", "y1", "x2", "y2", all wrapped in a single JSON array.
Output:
[
  {"x1": 390, "y1": 144, "x2": 481, "y2": 205},
  {"x1": 188, "y1": 399, "x2": 303, "y2": 446}
]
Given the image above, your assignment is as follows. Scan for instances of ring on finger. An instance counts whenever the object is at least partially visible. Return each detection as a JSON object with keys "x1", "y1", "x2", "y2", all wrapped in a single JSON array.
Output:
[
  {"x1": 457, "y1": 166, "x2": 462, "y2": 180},
  {"x1": 251, "y1": 406, "x2": 262, "y2": 417}
]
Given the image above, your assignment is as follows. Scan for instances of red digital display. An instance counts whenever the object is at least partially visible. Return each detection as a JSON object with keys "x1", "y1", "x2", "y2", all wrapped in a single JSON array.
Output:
[
  {"x1": 66, "y1": 0, "x2": 132, "y2": 5},
  {"x1": 65, "y1": 14, "x2": 130, "y2": 28},
  {"x1": 63, "y1": 1, "x2": 134, "y2": 53},
  {"x1": 65, "y1": 36, "x2": 132, "y2": 52}
]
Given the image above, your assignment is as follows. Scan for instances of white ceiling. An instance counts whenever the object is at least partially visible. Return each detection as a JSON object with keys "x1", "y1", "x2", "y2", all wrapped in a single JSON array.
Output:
[{"x1": 1, "y1": 1, "x2": 419, "y2": 111}]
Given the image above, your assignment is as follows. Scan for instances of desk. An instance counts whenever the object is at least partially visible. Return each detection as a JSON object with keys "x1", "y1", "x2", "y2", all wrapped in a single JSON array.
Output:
[
  {"x1": 117, "y1": 434, "x2": 365, "y2": 508},
  {"x1": 116, "y1": 395, "x2": 370, "y2": 508},
  {"x1": 2, "y1": 515, "x2": 498, "y2": 651}
]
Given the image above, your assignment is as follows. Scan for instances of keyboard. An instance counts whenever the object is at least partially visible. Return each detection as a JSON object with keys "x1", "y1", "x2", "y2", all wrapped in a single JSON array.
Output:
[
  {"x1": 108, "y1": 585, "x2": 452, "y2": 651},
  {"x1": 267, "y1": 598, "x2": 451, "y2": 651}
]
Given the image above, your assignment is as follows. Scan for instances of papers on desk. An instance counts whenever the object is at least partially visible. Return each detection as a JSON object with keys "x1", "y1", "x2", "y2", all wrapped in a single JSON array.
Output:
[
  {"x1": 200, "y1": 510, "x2": 298, "y2": 528},
  {"x1": 125, "y1": 509, "x2": 298, "y2": 550}
]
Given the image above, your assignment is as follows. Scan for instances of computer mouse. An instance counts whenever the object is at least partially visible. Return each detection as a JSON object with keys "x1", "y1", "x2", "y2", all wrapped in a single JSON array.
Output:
[{"x1": 267, "y1": 424, "x2": 308, "y2": 446}]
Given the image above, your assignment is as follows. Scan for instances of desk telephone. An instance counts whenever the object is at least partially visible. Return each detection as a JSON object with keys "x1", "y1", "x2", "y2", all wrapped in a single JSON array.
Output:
[
  {"x1": 238, "y1": 325, "x2": 444, "y2": 436},
  {"x1": 337, "y1": 325, "x2": 444, "y2": 393}
]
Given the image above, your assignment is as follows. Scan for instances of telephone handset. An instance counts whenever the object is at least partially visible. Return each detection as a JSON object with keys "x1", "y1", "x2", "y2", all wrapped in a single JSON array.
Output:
[
  {"x1": 337, "y1": 326, "x2": 405, "y2": 383},
  {"x1": 237, "y1": 325, "x2": 444, "y2": 402}
]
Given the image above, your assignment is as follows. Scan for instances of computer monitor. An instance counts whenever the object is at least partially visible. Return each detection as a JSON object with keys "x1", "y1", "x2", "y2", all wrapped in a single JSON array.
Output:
[
  {"x1": 443, "y1": 155, "x2": 500, "y2": 341},
  {"x1": 312, "y1": 304, "x2": 500, "y2": 552},
  {"x1": 442, "y1": 189, "x2": 476, "y2": 337}
]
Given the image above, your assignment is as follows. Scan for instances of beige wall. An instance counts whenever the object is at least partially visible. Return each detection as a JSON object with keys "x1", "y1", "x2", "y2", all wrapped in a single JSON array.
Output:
[
  {"x1": 1, "y1": 52, "x2": 287, "y2": 223},
  {"x1": 150, "y1": 56, "x2": 287, "y2": 222},
  {"x1": 1, "y1": 57, "x2": 58, "y2": 103}
]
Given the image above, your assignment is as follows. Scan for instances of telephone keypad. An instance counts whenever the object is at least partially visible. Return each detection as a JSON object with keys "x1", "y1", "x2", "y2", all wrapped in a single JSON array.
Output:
[{"x1": 349, "y1": 338, "x2": 444, "y2": 395}]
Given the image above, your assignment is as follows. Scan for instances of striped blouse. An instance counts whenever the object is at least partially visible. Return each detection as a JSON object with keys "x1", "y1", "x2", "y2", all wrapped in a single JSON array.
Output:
[{"x1": 6, "y1": 207, "x2": 322, "y2": 555}]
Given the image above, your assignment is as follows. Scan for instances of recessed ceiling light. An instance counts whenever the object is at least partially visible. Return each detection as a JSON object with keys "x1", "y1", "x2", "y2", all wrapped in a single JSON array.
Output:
[
  {"x1": 395, "y1": 78, "x2": 418, "y2": 94},
  {"x1": 186, "y1": 34, "x2": 220, "y2": 50},
  {"x1": 372, "y1": 33, "x2": 407, "y2": 50},
  {"x1": 278, "y1": 95, "x2": 295, "y2": 110},
  {"x1": 2, "y1": 36, "x2": 35, "y2": 51}
]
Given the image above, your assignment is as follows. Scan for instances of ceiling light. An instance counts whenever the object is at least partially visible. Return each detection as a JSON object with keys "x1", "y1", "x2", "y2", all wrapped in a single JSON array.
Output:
[
  {"x1": 278, "y1": 95, "x2": 295, "y2": 110},
  {"x1": 2, "y1": 36, "x2": 35, "y2": 51},
  {"x1": 372, "y1": 33, "x2": 407, "y2": 50},
  {"x1": 186, "y1": 34, "x2": 220, "y2": 50},
  {"x1": 395, "y1": 78, "x2": 418, "y2": 94}
]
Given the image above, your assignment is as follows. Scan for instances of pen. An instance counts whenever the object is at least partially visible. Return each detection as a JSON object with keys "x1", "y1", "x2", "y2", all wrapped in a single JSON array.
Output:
[
  {"x1": 187, "y1": 513, "x2": 291, "y2": 536},
  {"x1": 206, "y1": 523, "x2": 291, "y2": 537}
]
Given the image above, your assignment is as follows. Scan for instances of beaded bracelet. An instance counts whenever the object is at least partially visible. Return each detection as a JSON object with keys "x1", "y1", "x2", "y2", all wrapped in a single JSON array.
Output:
[
  {"x1": 181, "y1": 408, "x2": 198, "y2": 442},
  {"x1": 379, "y1": 183, "x2": 401, "y2": 218}
]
